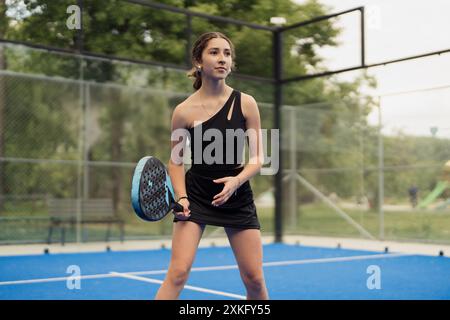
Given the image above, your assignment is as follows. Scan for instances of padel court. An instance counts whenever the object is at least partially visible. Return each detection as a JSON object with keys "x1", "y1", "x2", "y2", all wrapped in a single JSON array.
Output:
[{"x1": 1, "y1": 243, "x2": 449, "y2": 300}]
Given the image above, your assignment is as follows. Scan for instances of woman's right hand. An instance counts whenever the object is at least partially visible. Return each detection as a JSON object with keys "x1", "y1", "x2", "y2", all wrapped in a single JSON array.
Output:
[{"x1": 174, "y1": 198, "x2": 191, "y2": 220}]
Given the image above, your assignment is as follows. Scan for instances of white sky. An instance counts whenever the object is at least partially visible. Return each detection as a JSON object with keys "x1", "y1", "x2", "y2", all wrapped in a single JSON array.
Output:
[{"x1": 292, "y1": 0, "x2": 450, "y2": 138}]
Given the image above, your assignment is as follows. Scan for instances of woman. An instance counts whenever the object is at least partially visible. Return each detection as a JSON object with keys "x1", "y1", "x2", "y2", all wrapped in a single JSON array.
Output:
[{"x1": 155, "y1": 32, "x2": 268, "y2": 300}]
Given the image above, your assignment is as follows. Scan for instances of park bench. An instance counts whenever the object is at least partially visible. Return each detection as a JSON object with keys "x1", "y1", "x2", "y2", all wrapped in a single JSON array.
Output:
[{"x1": 47, "y1": 198, "x2": 124, "y2": 245}]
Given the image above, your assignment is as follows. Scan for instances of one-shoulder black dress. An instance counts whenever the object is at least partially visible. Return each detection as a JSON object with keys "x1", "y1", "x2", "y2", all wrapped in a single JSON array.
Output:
[{"x1": 173, "y1": 89, "x2": 260, "y2": 229}]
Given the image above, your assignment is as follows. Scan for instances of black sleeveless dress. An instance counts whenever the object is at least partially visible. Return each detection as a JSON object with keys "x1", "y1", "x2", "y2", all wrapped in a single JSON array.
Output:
[{"x1": 173, "y1": 89, "x2": 260, "y2": 229}]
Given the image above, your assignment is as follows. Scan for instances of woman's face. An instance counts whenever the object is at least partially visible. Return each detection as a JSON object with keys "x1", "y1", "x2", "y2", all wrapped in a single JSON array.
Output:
[{"x1": 199, "y1": 37, "x2": 233, "y2": 79}]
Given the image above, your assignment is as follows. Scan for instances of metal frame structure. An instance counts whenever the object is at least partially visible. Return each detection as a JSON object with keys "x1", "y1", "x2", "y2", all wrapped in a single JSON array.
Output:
[{"x1": 1, "y1": 0, "x2": 450, "y2": 243}]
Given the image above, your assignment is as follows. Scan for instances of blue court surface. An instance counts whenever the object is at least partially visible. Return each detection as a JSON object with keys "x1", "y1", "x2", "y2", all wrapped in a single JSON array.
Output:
[{"x1": 0, "y1": 243, "x2": 449, "y2": 300}]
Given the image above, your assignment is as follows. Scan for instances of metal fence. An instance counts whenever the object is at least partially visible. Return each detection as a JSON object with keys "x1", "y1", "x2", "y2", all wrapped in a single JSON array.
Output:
[
  {"x1": 0, "y1": 43, "x2": 276, "y2": 244},
  {"x1": 1, "y1": 1, "x2": 450, "y2": 245},
  {"x1": 1, "y1": 62, "x2": 449, "y2": 244},
  {"x1": 278, "y1": 73, "x2": 450, "y2": 244}
]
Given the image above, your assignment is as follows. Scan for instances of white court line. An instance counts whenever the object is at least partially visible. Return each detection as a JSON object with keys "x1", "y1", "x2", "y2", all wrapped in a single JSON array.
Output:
[
  {"x1": 0, "y1": 274, "x2": 117, "y2": 286},
  {"x1": 110, "y1": 271, "x2": 246, "y2": 300},
  {"x1": 262, "y1": 253, "x2": 412, "y2": 267},
  {"x1": 0, "y1": 252, "x2": 412, "y2": 286},
  {"x1": 131, "y1": 252, "x2": 412, "y2": 275}
]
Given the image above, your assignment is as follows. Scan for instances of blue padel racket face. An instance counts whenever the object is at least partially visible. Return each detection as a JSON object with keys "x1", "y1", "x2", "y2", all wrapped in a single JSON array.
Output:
[{"x1": 131, "y1": 156, "x2": 181, "y2": 222}]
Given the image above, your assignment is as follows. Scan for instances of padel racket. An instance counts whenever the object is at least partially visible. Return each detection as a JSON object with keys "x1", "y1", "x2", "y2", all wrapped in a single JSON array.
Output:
[{"x1": 131, "y1": 156, "x2": 184, "y2": 221}]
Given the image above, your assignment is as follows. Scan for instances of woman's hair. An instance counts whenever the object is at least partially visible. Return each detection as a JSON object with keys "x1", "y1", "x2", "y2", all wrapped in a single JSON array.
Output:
[{"x1": 187, "y1": 32, "x2": 236, "y2": 90}]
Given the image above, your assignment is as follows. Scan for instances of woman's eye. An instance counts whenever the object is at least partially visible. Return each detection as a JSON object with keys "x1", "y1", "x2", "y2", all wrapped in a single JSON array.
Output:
[{"x1": 210, "y1": 51, "x2": 230, "y2": 56}]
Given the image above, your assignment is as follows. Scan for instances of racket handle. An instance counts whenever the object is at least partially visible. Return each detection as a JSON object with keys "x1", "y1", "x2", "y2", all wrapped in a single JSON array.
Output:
[{"x1": 172, "y1": 202, "x2": 184, "y2": 213}]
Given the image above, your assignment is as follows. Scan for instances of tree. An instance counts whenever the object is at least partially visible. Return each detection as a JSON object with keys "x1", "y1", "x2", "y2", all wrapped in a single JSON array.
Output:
[{"x1": 1, "y1": 0, "x2": 375, "y2": 210}]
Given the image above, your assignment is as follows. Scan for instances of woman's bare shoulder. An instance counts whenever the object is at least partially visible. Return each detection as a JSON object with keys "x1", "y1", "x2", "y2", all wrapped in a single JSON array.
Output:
[
  {"x1": 176, "y1": 93, "x2": 201, "y2": 113},
  {"x1": 171, "y1": 93, "x2": 199, "y2": 128},
  {"x1": 240, "y1": 92, "x2": 259, "y2": 118}
]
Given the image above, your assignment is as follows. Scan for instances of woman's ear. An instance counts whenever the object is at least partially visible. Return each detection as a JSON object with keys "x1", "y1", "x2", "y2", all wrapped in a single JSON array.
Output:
[{"x1": 194, "y1": 58, "x2": 202, "y2": 67}]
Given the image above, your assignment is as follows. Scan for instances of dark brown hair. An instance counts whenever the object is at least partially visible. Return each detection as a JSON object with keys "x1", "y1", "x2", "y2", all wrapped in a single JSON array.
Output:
[{"x1": 187, "y1": 32, "x2": 236, "y2": 90}]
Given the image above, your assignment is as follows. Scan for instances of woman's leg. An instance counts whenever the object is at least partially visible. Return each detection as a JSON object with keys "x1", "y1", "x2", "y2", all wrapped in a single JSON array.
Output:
[
  {"x1": 154, "y1": 221, "x2": 205, "y2": 300},
  {"x1": 225, "y1": 227, "x2": 269, "y2": 300}
]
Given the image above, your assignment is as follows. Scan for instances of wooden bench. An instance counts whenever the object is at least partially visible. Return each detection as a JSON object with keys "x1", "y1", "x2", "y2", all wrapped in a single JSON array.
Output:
[{"x1": 47, "y1": 198, "x2": 124, "y2": 245}]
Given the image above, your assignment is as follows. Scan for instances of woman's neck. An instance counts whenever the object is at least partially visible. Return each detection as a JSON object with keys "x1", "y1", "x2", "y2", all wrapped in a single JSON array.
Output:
[{"x1": 197, "y1": 79, "x2": 230, "y2": 98}]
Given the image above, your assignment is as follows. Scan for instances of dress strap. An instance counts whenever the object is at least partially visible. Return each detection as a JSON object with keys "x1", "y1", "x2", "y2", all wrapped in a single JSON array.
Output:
[{"x1": 223, "y1": 90, "x2": 240, "y2": 122}]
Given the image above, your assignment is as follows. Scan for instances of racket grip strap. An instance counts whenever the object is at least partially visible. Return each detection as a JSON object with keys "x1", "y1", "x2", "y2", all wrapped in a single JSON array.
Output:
[
  {"x1": 173, "y1": 196, "x2": 188, "y2": 213},
  {"x1": 173, "y1": 202, "x2": 184, "y2": 213}
]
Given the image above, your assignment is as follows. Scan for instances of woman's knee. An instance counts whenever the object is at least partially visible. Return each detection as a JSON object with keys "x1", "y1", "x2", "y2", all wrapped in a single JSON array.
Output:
[
  {"x1": 241, "y1": 271, "x2": 266, "y2": 291},
  {"x1": 167, "y1": 265, "x2": 191, "y2": 287}
]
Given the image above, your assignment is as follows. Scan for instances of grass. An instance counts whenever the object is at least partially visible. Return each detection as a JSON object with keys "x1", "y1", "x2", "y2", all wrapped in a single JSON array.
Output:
[
  {"x1": 1, "y1": 202, "x2": 449, "y2": 244},
  {"x1": 269, "y1": 204, "x2": 450, "y2": 243}
]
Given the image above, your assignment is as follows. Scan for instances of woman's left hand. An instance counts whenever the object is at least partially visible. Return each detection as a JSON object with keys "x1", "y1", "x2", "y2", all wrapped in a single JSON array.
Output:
[{"x1": 211, "y1": 176, "x2": 240, "y2": 206}]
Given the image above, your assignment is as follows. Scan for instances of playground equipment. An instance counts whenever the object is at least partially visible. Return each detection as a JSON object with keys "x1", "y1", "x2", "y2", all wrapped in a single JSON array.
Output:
[
  {"x1": 417, "y1": 160, "x2": 450, "y2": 209},
  {"x1": 445, "y1": 160, "x2": 450, "y2": 177}
]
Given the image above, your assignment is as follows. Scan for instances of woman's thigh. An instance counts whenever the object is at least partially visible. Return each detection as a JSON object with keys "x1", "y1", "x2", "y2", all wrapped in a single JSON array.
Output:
[
  {"x1": 224, "y1": 228, "x2": 264, "y2": 277},
  {"x1": 169, "y1": 221, "x2": 205, "y2": 268}
]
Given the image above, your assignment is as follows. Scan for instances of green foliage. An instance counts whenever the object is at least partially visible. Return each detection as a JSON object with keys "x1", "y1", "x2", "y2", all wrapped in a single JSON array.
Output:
[
  {"x1": 2, "y1": 0, "x2": 448, "y2": 223},
  {"x1": 0, "y1": 0, "x2": 7, "y2": 38}
]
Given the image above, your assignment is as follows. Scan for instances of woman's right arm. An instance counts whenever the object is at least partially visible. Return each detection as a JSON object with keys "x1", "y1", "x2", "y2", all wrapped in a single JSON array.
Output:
[{"x1": 168, "y1": 104, "x2": 191, "y2": 219}]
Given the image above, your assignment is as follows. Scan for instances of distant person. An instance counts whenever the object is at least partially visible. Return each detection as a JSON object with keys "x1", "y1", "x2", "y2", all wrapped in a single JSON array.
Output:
[{"x1": 408, "y1": 185, "x2": 418, "y2": 208}]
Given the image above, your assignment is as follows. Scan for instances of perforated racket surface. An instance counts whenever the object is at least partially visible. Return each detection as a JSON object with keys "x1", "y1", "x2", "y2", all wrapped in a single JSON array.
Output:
[{"x1": 131, "y1": 156, "x2": 183, "y2": 221}]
